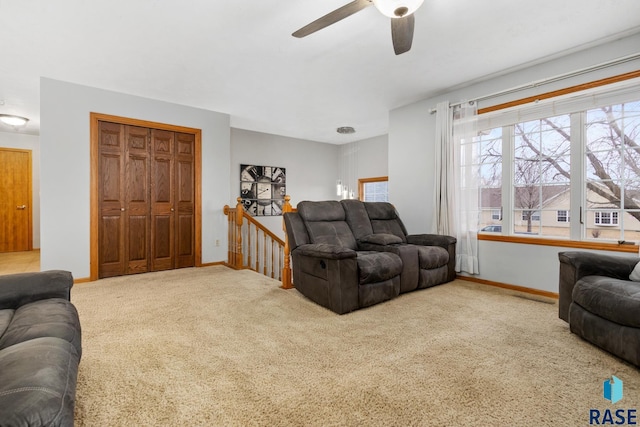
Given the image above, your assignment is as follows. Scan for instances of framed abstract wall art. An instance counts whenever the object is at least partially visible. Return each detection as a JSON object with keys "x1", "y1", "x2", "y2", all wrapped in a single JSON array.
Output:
[{"x1": 240, "y1": 164, "x2": 286, "y2": 216}]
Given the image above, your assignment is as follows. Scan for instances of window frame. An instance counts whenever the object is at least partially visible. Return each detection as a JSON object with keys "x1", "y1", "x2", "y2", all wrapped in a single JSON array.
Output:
[{"x1": 358, "y1": 176, "x2": 389, "y2": 202}]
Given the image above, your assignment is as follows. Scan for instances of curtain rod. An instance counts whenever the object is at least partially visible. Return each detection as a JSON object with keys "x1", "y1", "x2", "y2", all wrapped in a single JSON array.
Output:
[{"x1": 428, "y1": 52, "x2": 640, "y2": 114}]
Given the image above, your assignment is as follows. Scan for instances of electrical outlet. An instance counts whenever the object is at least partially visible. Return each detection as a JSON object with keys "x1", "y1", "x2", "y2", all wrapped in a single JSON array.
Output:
[{"x1": 215, "y1": 239, "x2": 220, "y2": 247}]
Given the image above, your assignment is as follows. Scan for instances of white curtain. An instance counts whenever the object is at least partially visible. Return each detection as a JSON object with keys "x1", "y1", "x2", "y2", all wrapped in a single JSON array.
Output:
[
  {"x1": 434, "y1": 101, "x2": 480, "y2": 274},
  {"x1": 433, "y1": 101, "x2": 454, "y2": 235}
]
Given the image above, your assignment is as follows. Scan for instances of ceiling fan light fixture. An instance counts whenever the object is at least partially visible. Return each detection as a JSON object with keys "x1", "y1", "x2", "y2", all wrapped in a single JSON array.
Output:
[
  {"x1": 0, "y1": 114, "x2": 29, "y2": 127},
  {"x1": 372, "y1": 0, "x2": 424, "y2": 17}
]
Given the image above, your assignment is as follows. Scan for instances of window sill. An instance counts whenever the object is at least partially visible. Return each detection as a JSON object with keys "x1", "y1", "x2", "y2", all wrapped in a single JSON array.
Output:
[{"x1": 477, "y1": 233, "x2": 639, "y2": 253}]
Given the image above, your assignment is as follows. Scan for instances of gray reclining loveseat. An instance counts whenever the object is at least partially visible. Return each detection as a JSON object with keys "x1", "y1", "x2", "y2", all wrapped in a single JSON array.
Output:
[
  {"x1": 0, "y1": 270, "x2": 82, "y2": 426},
  {"x1": 284, "y1": 200, "x2": 456, "y2": 314},
  {"x1": 558, "y1": 251, "x2": 640, "y2": 367}
]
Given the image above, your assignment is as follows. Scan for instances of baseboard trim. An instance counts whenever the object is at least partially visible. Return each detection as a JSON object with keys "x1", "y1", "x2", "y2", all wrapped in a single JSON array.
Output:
[
  {"x1": 199, "y1": 261, "x2": 226, "y2": 267},
  {"x1": 74, "y1": 277, "x2": 91, "y2": 284},
  {"x1": 456, "y1": 275, "x2": 559, "y2": 299}
]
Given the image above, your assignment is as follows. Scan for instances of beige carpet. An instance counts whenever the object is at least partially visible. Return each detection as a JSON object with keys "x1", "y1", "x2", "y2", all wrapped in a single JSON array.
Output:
[{"x1": 72, "y1": 266, "x2": 639, "y2": 426}]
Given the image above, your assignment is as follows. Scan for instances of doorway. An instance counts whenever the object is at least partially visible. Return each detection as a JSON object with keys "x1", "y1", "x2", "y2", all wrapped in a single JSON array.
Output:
[
  {"x1": 0, "y1": 148, "x2": 32, "y2": 253},
  {"x1": 90, "y1": 113, "x2": 202, "y2": 280}
]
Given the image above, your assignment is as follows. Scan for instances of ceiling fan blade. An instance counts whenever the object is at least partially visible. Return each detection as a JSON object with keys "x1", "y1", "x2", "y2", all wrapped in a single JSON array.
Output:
[
  {"x1": 391, "y1": 14, "x2": 415, "y2": 55},
  {"x1": 292, "y1": 0, "x2": 372, "y2": 38}
]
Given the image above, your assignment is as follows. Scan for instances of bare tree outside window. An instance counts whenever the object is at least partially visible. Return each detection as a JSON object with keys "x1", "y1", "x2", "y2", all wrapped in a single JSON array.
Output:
[
  {"x1": 513, "y1": 115, "x2": 571, "y2": 235},
  {"x1": 477, "y1": 128, "x2": 502, "y2": 231},
  {"x1": 584, "y1": 102, "x2": 640, "y2": 240}
]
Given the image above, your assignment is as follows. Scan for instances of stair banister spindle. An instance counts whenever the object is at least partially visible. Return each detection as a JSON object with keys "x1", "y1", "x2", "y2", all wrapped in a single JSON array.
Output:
[
  {"x1": 281, "y1": 196, "x2": 294, "y2": 289},
  {"x1": 234, "y1": 197, "x2": 244, "y2": 269}
]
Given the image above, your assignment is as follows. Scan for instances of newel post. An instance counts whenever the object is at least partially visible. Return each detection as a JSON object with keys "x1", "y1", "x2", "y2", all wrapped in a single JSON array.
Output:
[
  {"x1": 281, "y1": 195, "x2": 294, "y2": 289},
  {"x1": 234, "y1": 197, "x2": 244, "y2": 269}
]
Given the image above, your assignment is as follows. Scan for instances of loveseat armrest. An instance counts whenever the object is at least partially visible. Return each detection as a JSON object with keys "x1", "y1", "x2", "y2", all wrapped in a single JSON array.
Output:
[
  {"x1": 0, "y1": 270, "x2": 74, "y2": 310},
  {"x1": 407, "y1": 234, "x2": 457, "y2": 282},
  {"x1": 291, "y1": 246, "x2": 359, "y2": 314},
  {"x1": 558, "y1": 251, "x2": 638, "y2": 322},
  {"x1": 406, "y1": 234, "x2": 457, "y2": 248},
  {"x1": 295, "y1": 244, "x2": 357, "y2": 260}
]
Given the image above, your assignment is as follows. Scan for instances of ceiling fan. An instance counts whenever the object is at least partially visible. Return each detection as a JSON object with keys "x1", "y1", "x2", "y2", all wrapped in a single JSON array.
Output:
[{"x1": 292, "y1": 0, "x2": 425, "y2": 55}]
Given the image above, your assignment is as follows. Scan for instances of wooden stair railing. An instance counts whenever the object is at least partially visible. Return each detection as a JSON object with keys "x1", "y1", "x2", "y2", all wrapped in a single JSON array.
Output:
[{"x1": 223, "y1": 196, "x2": 295, "y2": 289}]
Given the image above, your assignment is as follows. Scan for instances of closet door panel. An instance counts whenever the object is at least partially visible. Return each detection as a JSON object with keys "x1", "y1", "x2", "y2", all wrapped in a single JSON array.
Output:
[
  {"x1": 175, "y1": 133, "x2": 195, "y2": 268},
  {"x1": 98, "y1": 122, "x2": 126, "y2": 278},
  {"x1": 150, "y1": 129, "x2": 175, "y2": 271},
  {"x1": 125, "y1": 126, "x2": 151, "y2": 274}
]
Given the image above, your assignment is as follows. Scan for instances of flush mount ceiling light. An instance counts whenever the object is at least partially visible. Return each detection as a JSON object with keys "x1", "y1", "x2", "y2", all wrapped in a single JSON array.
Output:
[
  {"x1": 337, "y1": 126, "x2": 356, "y2": 134},
  {"x1": 372, "y1": 0, "x2": 424, "y2": 17},
  {"x1": 0, "y1": 114, "x2": 29, "y2": 127}
]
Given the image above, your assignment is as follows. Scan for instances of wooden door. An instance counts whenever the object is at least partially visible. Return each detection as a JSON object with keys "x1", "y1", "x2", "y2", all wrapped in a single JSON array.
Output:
[
  {"x1": 175, "y1": 133, "x2": 195, "y2": 268},
  {"x1": 98, "y1": 123, "x2": 152, "y2": 277},
  {"x1": 98, "y1": 122, "x2": 126, "y2": 277},
  {"x1": 0, "y1": 148, "x2": 32, "y2": 252},
  {"x1": 124, "y1": 125, "x2": 151, "y2": 275},
  {"x1": 150, "y1": 129, "x2": 175, "y2": 271},
  {"x1": 97, "y1": 121, "x2": 195, "y2": 278}
]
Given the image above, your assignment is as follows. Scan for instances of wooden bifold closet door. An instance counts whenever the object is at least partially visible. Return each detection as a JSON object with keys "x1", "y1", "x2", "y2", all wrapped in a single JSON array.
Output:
[{"x1": 98, "y1": 121, "x2": 195, "y2": 278}]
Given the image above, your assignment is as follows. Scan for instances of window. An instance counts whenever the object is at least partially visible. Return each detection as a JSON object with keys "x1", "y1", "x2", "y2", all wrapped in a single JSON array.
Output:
[
  {"x1": 585, "y1": 101, "x2": 640, "y2": 241},
  {"x1": 557, "y1": 210, "x2": 569, "y2": 222},
  {"x1": 478, "y1": 128, "x2": 502, "y2": 230},
  {"x1": 512, "y1": 114, "x2": 570, "y2": 236},
  {"x1": 359, "y1": 177, "x2": 388, "y2": 202},
  {"x1": 594, "y1": 211, "x2": 619, "y2": 226},
  {"x1": 474, "y1": 76, "x2": 639, "y2": 242}
]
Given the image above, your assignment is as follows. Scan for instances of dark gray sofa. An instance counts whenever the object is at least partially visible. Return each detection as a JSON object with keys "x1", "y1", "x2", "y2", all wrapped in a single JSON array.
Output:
[
  {"x1": 284, "y1": 200, "x2": 456, "y2": 314},
  {"x1": 558, "y1": 251, "x2": 640, "y2": 367},
  {"x1": 0, "y1": 270, "x2": 82, "y2": 426}
]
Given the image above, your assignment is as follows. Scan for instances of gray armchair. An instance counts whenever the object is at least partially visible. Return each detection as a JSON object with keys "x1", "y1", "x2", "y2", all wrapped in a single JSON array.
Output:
[{"x1": 559, "y1": 251, "x2": 640, "y2": 367}]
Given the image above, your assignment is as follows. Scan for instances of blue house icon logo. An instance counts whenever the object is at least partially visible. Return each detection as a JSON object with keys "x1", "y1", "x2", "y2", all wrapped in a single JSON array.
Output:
[{"x1": 604, "y1": 376, "x2": 623, "y2": 404}]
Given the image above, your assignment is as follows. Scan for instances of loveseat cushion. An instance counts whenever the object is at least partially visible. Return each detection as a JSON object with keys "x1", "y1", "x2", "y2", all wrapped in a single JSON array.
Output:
[
  {"x1": 417, "y1": 246, "x2": 450, "y2": 269},
  {"x1": 0, "y1": 298, "x2": 81, "y2": 357},
  {"x1": 298, "y1": 201, "x2": 358, "y2": 250},
  {"x1": 341, "y1": 199, "x2": 374, "y2": 240},
  {"x1": 356, "y1": 251, "x2": 403, "y2": 285},
  {"x1": 0, "y1": 336, "x2": 79, "y2": 427},
  {"x1": 0, "y1": 309, "x2": 13, "y2": 338},
  {"x1": 364, "y1": 202, "x2": 408, "y2": 243},
  {"x1": 572, "y1": 276, "x2": 640, "y2": 328}
]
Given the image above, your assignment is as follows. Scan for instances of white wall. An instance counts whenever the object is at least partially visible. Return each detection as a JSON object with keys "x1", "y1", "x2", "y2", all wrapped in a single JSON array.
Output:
[
  {"x1": 230, "y1": 128, "x2": 340, "y2": 239},
  {"x1": 339, "y1": 134, "x2": 389, "y2": 194},
  {"x1": 40, "y1": 78, "x2": 230, "y2": 279},
  {"x1": 388, "y1": 33, "x2": 640, "y2": 293},
  {"x1": 0, "y1": 131, "x2": 40, "y2": 249},
  {"x1": 230, "y1": 130, "x2": 389, "y2": 239}
]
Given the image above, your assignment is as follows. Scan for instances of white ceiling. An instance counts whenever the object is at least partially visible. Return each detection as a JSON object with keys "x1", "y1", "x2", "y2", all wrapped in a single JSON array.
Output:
[{"x1": 0, "y1": 0, "x2": 639, "y2": 144}]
